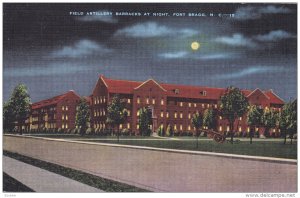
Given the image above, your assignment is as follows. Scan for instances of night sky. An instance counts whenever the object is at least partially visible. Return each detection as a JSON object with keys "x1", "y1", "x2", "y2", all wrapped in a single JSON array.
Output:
[{"x1": 3, "y1": 3, "x2": 297, "y2": 103}]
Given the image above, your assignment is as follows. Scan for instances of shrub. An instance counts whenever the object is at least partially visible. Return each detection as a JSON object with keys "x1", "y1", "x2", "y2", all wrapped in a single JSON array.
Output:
[
  {"x1": 157, "y1": 125, "x2": 164, "y2": 136},
  {"x1": 121, "y1": 129, "x2": 130, "y2": 136},
  {"x1": 86, "y1": 128, "x2": 92, "y2": 134}
]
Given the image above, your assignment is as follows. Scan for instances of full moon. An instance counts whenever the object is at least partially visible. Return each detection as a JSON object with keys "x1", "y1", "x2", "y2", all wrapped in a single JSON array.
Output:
[{"x1": 191, "y1": 41, "x2": 200, "y2": 50}]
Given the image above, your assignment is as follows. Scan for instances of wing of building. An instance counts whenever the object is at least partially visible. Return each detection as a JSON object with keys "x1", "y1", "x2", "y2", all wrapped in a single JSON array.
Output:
[{"x1": 91, "y1": 75, "x2": 284, "y2": 136}]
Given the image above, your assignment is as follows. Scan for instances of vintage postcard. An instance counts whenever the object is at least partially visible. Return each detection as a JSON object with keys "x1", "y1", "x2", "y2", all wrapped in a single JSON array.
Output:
[{"x1": 2, "y1": 2, "x2": 297, "y2": 195}]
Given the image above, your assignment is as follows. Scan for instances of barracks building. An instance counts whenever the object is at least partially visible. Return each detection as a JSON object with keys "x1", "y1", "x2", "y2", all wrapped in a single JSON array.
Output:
[{"x1": 28, "y1": 74, "x2": 285, "y2": 135}]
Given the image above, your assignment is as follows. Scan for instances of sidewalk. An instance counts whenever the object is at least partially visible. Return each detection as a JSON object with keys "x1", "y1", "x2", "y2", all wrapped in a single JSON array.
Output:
[{"x1": 3, "y1": 156, "x2": 104, "y2": 192}]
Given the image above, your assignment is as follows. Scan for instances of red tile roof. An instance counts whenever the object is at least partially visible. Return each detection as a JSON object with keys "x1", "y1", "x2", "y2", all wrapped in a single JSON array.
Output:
[
  {"x1": 100, "y1": 75, "x2": 284, "y2": 104},
  {"x1": 31, "y1": 90, "x2": 80, "y2": 110}
]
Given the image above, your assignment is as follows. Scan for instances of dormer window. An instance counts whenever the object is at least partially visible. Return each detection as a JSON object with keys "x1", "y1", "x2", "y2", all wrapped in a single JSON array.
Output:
[
  {"x1": 200, "y1": 90, "x2": 207, "y2": 96},
  {"x1": 174, "y1": 89, "x2": 180, "y2": 94}
]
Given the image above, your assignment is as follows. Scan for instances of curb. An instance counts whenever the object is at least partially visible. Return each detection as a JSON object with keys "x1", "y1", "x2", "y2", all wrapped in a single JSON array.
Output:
[{"x1": 4, "y1": 134, "x2": 297, "y2": 165}]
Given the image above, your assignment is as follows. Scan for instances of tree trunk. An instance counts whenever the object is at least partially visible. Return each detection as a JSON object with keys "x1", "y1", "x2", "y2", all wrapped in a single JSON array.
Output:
[
  {"x1": 250, "y1": 129, "x2": 253, "y2": 144},
  {"x1": 230, "y1": 122, "x2": 234, "y2": 144},
  {"x1": 196, "y1": 129, "x2": 199, "y2": 149},
  {"x1": 117, "y1": 128, "x2": 120, "y2": 143},
  {"x1": 283, "y1": 131, "x2": 287, "y2": 145}
]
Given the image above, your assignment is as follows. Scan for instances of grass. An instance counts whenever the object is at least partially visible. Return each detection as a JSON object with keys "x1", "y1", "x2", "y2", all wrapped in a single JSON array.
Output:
[
  {"x1": 81, "y1": 139, "x2": 297, "y2": 159},
  {"x1": 3, "y1": 150, "x2": 150, "y2": 192},
  {"x1": 3, "y1": 172, "x2": 35, "y2": 192}
]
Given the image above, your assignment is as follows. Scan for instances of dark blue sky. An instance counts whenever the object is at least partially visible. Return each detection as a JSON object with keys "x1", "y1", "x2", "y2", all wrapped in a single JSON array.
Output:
[{"x1": 3, "y1": 3, "x2": 297, "y2": 102}]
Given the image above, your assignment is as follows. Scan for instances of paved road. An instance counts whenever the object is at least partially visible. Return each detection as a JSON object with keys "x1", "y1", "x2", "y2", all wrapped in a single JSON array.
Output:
[
  {"x1": 3, "y1": 135, "x2": 297, "y2": 192},
  {"x1": 3, "y1": 156, "x2": 103, "y2": 192}
]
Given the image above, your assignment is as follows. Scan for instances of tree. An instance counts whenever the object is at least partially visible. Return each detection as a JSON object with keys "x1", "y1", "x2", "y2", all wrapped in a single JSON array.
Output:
[
  {"x1": 166, "y1": 124, "x2": 173, "y2": 137},
  {"x1": 203, "y1": 109, "x2": 217, "y2": 132},
  {"x1": 261, "y1": 107, "x2": 277, "y2": 138},
  {"x1": 106, "y1": 94, "x2": 127, "y2": 142},
  {"x1": 191, "y1": 112, "x2": 203, "y2": 148},
  {"x1": 138, "y1": 107, "x2": 152, "y2": 136},
  {"x1": 220, "y1": 86, "x2": 249, "y2": 144},
  {"x1": 279, "y1": 100, "x2": 297, "y2": 144},
  {"x1": 7, "y1": 84, "x2": 31, "y2": 134},
  {"x1": 75, "y1": 98, "x2": 90, "y2": 136},
  {"x1": 247, "y1": 105, "x2": 263, "y2": 144},
  {"x1": 3, "y1": 101, "x2": 15, "y2": 132}
]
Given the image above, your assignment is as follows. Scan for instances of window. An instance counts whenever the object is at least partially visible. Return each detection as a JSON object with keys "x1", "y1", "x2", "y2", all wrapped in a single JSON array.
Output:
[
  {"x1": 247, "y1": 127, "x2": 250, "y2": 133},
  {"x1": 219, "y1": 126, "x2": 223, "y2": 132},
  {"x1": 226, "y1": 126, "x2": 230, "y2": 132},
  {"x1": 62, "y1": 106, "x2": 65, "y2": 111},
  {"x1": 180, "y1": 112, "x2": 183, "y2": 119},
  {"x1": 100, "y1": 96, "x2": 103, "y2": 103},
  {"x1": 188, "y1": 103, "x2": 191, "y2": 107},
  {"x1": 180, "y1": 102, "x2": 183, "y2": 107},
  {"x1": 137, "y1": 97, "x2": 140, "y2": 104},
  {"x1": 66, "y1": 115, "x2": 68, "y2": 120},
  {"x1": 239, "y1": 117, "x2": 242, "y2": 121},
  {"x1": 127, "y1": 98, "x2": 131, "y2": 104},
  {"x1": 65, "y1": 124, "x2": 68, "y2": 129},
  {"x1": 94, "y1": 98, "x2": 97, "y2": 104},
  {"x1": 127, "y1": 123, "x2": 130, "y2": 129},
  {"x1": 160, "y1": 111, "x2": 164, "y2": 118},
  {"x1": 127, "y1": 110, "x2": 131, "y2": 116},
  {"x1": 137, "y1": 124, "x2": 139, "y2": 129},
  {"x1": 188, "y1": 125, "x2": 191, "y2": 131},
  {"x1": 174, "y1": 89, "x2": 179, "y2": 94},
  {"x1": 238, "y1": 126, "x2": 242, "y2": 132},
  {"x1": 180, "y1": 125, "x2": 183, "y2": 131},
  {"x1": 103, "y1": 110, "x2": 105, "y2": 116},
  {"x1": 174, "y1": 124, "x2": 177, "y2": 130},
  {"x1": 161, "y1": 99, "x2": 164, "y2": 105},
  {"x1": 207, "y1": 104, "x2": 210, "y2": 108},
  {"x1": 100, "y1": 110, "x2": 102, "y2": 116},
  {"x1": 214, "y1": 104, "x2": 218, "y2": 109},
  {"x1": 273, "y1": 129, "x2": 276, "y2": 133},
  {"x1": 62, "y1": 115, "x2": 64, "y2": 120},
  {"x1": 174, "y1": 112, "x2": 178, "y2": 118},
  {"x1": 137, "y1": 111, "x2": 140, "y2": 116},
  {"x1": 62, "y1": 124, "x2": 65, "y2": 129},
  {"x1": 119, "y1": 124, "x2": 123, "y2": 129},
  {"x1": 103, "y1": 96, "x2": 106, "y2": 103},
  {"x1": 188, "y1": 113, "x2": 191, "y2": 119},
  {"x1": 202, "y1": 103, "x2": 205, "y2": 108},
  {"x1": 146, "y1": 97, "x2": 149, "y2": 104},
  {"x1": 219, "y1": 116, "x2": 222, "y2": 120},
  {"x1": 152, "y1": 98, "x2": 156, "y2": 105},
  {"x1": 194, "y1": 103, "x2": 197, "y2": 107},
  {"x1": 166, "y1": 111, "x2": 169, "y2": 118}
]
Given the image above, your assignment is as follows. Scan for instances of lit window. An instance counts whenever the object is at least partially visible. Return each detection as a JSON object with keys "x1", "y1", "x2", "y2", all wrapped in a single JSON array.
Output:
[
  {"x1": 239, "y1": 117, "x2": 242, "y2": 121},
  {"x1": 188, "y1": 103, "x2": 191, "y2": 107},
  {"x1": 238, "y1": 126, "x2": 242, "y2": 132},
  {"x1": 180, "y1": 125, "x2": 183, "y2": 130},
  {"x1": 194, "y1": 103, "x2": 197, "y2": 107},
  {"x1": 103, "y1": 110, "x2": 105, "y2": 116},
  {"x1": 174, "y1": 124, "x2": 177, "y2": 130},
  {"x1": 188, "y1": 125, "x2": 191, "y2": 131},
  {"x1": 128, "y1": 98, "x2": 131, "y2": 104},
  {"x1": 207, "y1": 104, "x2": 210, "y2": 108},
  {"x1": 65, "y1": 124, "x2": 68, "y2": 129},
  {"x1": 127, "y1": 123, "x2": 130, "y2": 129},
  {"x1": 137, "y1": 124, "x2": 139, "y2": 129},
  {"x1": 127, "y1": 110, "x2": 131, "y2": 116},
  {"x1": 146, "y1": 97, "x2": 149, "y2": 104},
  {"x1": 202, "y1": 103, "x2": 205, "y2": 108},
  {"x1": 214, "y1": 104, "x2": 218, "y2": 109},
  {"x1": 137, "y1": 97, "x2": 140, "y2": 104},
  {"x1": 160, "y1": 111, "x2": 164, "y2": 118},
  {"x1": 180, "y1": 102, "x2": 183, "y2": 107},
  {"x1": 161, "y1": 99, "x2": 164, "y2": 105},
  {"x1": 166, "y1": 111, "x2": 169, "y2": 118},
  {"x1": 219, "y1": 126, "x2": 223, "y2": 132},
  {"x1": 188, "y1": 113, "x2": 191, "y2": 119},
  {"x1": 103, "y1": 97, "x2": 106, "y2": 103},
  {"x1": 226, "y1": 126, "x2": 230, "y2": 132},
  {"x1": 62, "y1": 124, "x2": 65, "y2": 129},
  {"x1": 94, "y1": 98, "x2": 97, "y2": 104},
  {"x1": 152, "y1": 98, "x2": 156, "y2": 104},
  {"x1": 62, "y1": 106, "x2": 65, "y2": 111},
  {"x1": 180, "y1": 112, "x2": 183, "y2": 119},
  {"x1": 119, "y1": 124, "x2": 123, "y2": 129},
  {"x1": 100, "y1": 96, "x2": 103, "y2": 103},
  {"x1": 247, "y1": 127, "x2": 250, "y2": 132},
  {"x1": 66, "y1": 115, "x2": 68, "y2": 120},
  {"x1": 103, "y1": 123, "x2": 105, "y2": 128},
  {"x1": 137, "y1": 111, "x2": 140, "y2": 116},
  {"x1": 174, "y1": 112, "x2": 178, "y2": 118},
  {"x1": 62, "y1": 115, "x2": 64, "y2": 120},
  {"x1": 219, "y1": 116, "x2": 222, "y2": 120},
  {"x1": 255, "y1": 127, "x2": 259, "y2": 132},
  {"x1": 273, "y1": 129, "x2": 276, "y2": 132}
]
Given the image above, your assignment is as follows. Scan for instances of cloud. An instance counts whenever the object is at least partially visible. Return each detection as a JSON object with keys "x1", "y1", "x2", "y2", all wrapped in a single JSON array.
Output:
[
  {"x1": 159, "y1": 51, "x2": 189, "y2": 59},
  {"x1": 196, "y1": 53, "x2": 237, "y2": 60},
  {"x1": 214, "y1": 66, "x2": 285, "y2": 80},
  {"x1": 215, "y1": 33, "x2": 257, "y2": 48},
  {"x1": 77, "y1": 10, "x2": 118, "y2": 23},
  {"x1": 234, "y1": 5, "x2": 292, "y2": 20},
  {"x1": 115, "y1": 22, "x2": 198, "y2": 38},
  {"x1": 51, "y1": 39, "x2": 112, "y2": 58},
  {"x1": 4, "y1": 63, "x2": 86, "y2": 77},
  {"x1": 254, "y1": 30, "x2": 296, "y2": 42}
]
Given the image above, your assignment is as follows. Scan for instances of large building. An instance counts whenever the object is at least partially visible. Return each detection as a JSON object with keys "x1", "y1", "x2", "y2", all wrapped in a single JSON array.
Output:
[
  {"x1": 91, "y1": 75, "x2": 284, "y2": 136},
  {"x1": 29, "y1": 90, "x2": 81, "y2": 131}
]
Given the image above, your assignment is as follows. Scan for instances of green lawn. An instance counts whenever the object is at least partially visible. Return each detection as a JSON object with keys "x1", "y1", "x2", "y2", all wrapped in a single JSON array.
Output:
[{"x1": 83, "y1": 138, "x2": 297, "y2": 159}]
